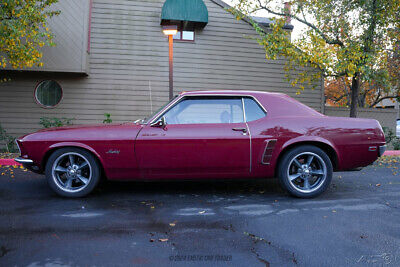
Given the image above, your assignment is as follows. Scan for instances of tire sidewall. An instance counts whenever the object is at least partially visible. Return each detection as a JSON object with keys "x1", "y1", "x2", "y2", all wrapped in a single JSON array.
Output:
[
  {"x1": 278, "y1": 145, "x2": 333, "y2": 198},
  {"x1": 45, "y1": 147, "x2": 101, "y2": 198}
]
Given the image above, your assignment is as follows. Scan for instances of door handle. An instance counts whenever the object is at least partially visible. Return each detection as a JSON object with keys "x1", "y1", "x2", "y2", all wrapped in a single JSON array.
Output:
[{"x1": 232, "y1": 127, "x2": 247, "y2": 133}]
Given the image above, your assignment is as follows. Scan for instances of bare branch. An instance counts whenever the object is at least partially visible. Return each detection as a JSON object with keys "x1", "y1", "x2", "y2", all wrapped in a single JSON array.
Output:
[{"x1": 256, "y1": 3, "x2": 344, "y2": 46}]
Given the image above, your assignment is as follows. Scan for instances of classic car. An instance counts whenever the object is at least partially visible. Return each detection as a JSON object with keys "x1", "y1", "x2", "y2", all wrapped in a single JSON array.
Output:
[{"x1": 15, "y1": 90, "x2": 386, "y2": 198}]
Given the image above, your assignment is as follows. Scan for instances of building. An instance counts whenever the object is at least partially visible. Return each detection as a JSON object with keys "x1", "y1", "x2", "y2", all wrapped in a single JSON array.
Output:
[{"x1": 0, "y1": 0, "x2": 324, "y2": 143}]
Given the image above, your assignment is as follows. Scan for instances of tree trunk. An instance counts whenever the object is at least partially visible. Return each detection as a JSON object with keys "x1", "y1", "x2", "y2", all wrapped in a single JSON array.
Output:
[{"x1": 349, "y1": 74, "x2": 360, "y2": 117}]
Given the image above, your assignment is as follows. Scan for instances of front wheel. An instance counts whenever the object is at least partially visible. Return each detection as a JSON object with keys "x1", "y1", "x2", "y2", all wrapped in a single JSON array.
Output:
[
  {"x1": 45, "y1": 148, "x2": 101, "y2": 198},
  {"x1": 278, "y1": 145, "x2": 333, "y2": 198}
]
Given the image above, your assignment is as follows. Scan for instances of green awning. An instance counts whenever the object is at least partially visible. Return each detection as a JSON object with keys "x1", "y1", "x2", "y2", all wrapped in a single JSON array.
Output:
[{"x1": 161, "y1": 0, "x2": 208, "y2": 28}]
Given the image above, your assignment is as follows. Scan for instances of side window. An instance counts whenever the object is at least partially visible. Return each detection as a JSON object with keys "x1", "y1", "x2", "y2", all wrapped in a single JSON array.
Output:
[
  {"x1": 244, "y1": 98, "x2": 266, "y2": 122},
  {"x1": 163, "y1": 97, "x2": 244, "y2": 124}
]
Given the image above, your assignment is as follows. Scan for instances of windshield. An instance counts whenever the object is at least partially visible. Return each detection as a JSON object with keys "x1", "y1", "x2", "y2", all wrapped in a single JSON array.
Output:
[{"x1": 140, "y1": 96, "x2": 178, "y2": 124}]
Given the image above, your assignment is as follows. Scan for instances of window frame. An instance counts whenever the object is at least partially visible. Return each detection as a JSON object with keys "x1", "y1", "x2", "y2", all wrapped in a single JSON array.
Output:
[
  {"x1": 149, "y1": 94, "x2": 267, "y2": 125},
  {"x1": 172, "y1": 21, "x2": 195, "y2": 42},
  {"x1": 34, "y1": 80, "x2": 63, "y2": 109},
  {"x1": 243, "y1": 96, "x2": 267, "y2": 122}
]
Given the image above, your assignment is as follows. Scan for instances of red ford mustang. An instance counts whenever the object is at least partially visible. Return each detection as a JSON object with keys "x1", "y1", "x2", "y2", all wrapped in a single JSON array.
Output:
[{"x1": 15, "y1": 90, "x2": 386, "y2": 198}]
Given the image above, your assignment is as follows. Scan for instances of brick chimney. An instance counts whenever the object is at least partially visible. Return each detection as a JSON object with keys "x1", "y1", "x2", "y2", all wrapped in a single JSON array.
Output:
[{"x1": 284, "y1": 2, "x2": 292, "y2": 24}]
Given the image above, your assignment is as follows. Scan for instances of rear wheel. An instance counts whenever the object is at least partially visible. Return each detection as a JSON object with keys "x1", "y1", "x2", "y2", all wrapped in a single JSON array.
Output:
[
  {"x1": 45, "y1": 147, "x2": 101, "y2": 198},
  {"x1": 278, "y1": 145, "x2": 333, "y2": 198}
]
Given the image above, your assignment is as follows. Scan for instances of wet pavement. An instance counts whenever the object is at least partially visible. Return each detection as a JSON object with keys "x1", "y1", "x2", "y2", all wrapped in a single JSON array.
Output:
[{"x1": 1, "y1": 159, "x2": 400, "y2": 266}]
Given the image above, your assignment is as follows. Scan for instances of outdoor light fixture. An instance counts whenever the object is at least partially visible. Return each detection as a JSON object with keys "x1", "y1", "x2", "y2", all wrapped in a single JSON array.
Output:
[
  {"x1": 162, "y1": 25, "x2": 178, "y2": 100},
  {"x1": 162, "y1": 25, "x2": 178, "y2": 36}
]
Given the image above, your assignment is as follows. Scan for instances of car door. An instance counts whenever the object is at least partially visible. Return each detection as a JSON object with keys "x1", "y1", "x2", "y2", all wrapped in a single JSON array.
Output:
[{"x1": 135, "y1": 96, "x2": 251, "y2": 179}]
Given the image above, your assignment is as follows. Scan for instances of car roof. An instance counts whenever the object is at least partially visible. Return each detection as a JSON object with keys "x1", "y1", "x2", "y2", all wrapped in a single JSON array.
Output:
[
  {"x1": 177, "y1": 90, "x2": 322, "y2": 118},
  {"x1": 179, "y1": 90, "x2": 287, "y2": 98}
]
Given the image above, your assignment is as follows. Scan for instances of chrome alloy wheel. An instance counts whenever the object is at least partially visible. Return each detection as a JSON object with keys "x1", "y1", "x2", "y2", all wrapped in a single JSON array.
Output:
[
  {"x1": 287, "y1": 152, "x2": 327, "y2": 194},
  {"x1": 51, "y1": 152, "x2": 92, "y2": 193}
]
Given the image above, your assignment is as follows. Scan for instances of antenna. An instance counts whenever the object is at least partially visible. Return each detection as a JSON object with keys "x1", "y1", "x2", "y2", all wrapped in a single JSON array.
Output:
[{"x1": 149, "y1": 80, "x2": 153, "y2": 114}]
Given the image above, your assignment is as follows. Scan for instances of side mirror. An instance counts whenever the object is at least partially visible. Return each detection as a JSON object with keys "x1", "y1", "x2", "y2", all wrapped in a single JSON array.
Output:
[{"x1": 150, "y1": 116, "x2": 166, "y2": 128}]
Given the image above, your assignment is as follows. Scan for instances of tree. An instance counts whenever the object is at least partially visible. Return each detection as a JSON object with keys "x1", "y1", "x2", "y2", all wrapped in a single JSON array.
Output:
[
  {"x1": 0, "y1": 0, "x2": 59, "y2": 76},
  {"x1": 233, "y1": 0, "x2": 400, "y2": 117}
]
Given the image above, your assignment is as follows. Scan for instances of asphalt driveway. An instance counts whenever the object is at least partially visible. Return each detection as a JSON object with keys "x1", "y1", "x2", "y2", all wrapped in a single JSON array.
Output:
[{"x1": 0, "y1": 158, "x2": 399, "y2": 266}]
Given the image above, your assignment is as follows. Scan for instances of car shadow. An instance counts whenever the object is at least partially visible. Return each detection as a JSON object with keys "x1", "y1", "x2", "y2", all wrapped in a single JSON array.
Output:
[{"x1": 97, "y1": 178, "x2": 285, "y2": 197}]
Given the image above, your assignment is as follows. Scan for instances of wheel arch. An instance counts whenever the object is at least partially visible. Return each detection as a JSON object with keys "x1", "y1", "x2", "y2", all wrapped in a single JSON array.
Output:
[
  {"x1": 42, "y1": 143, "x2": 106, "y2": 178},
  {"x1": 275, "y1": 140, "x2": 339, "y2": 177}
]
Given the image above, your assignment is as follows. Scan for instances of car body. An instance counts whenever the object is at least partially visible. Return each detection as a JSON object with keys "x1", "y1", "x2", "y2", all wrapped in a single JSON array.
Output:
[{"x1": 15, "y1": 90, "x2": 386, "y2": 198}]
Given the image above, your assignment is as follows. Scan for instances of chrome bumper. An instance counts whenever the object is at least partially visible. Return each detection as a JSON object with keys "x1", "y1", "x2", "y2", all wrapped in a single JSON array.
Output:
[
  {"x1": 15, "y1": 157, "x2": 42, "y2": 173},
  {"x1": 378, "y1": 145, "x2": 386, "y2": 157},
  {"x1": 14, "y1": 157, "x2": 33, "y2": 164}
]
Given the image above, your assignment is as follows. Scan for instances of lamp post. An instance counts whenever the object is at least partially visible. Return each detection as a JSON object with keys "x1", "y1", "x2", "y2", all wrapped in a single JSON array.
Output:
[{"x1": 162, "y1": 25, "x2": 178, "y2": 100}]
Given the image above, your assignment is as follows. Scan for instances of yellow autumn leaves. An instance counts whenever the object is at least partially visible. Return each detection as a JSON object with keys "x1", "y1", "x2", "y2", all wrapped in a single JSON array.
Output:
[{"x1": 0, "y1": 0, "x2": 60, "y2": 72}]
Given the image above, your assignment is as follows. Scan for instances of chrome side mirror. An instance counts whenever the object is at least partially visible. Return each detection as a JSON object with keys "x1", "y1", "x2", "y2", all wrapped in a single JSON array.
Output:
[{"x1": 150, "y1": 116, "x2": 166, "y2": 128}]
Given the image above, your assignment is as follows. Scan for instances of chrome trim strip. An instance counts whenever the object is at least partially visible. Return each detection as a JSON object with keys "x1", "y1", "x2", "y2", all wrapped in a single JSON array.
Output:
[
  {"x1": 15, "y1": 139, "x2": 21, "y2": 155},
  {"x1": 242, "y1": 97, "x2": 252, "y2": 173},
  {"x1": 14, "y1": 158, "x2": 33, "y2": 164},
  {"x1": 148, "y1": 93, "x2": 267, "y2": 124},
  {"x1": 147, "y1": 95, "x2": 183, "y2": 124}
]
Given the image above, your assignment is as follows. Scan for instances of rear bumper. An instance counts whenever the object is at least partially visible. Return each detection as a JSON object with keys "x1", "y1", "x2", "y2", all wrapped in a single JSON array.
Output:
[{"x1": 378, "y1": 145, "x2": 386, "y2": 157}]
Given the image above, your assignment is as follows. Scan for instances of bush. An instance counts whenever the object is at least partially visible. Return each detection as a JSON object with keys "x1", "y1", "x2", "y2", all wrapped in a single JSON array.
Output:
[
  {"x1": 382, "y1": 127, "x2": 400, "y2": 150},
  {"x1": 0, "y1": 123, "x2": 16, "y2": 153},
  {"x1": 103, "y1": 113, "x2": 112, "y2": 124},
  {"x1": 393, "y1": 138, "x2": 400, "y2": 150},
  {"x1": 39, "y1": 117, "x2": 74, "y2": 128},
  {"x1": 382, "y1": 127, "x2": 396, "y2": 144}
]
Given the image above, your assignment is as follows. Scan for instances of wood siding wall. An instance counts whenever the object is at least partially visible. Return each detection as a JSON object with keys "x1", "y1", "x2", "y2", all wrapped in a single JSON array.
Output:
[
  {"x1": 2, "y1": 0, "x2": 90, "y2": 73},
  {"x1": 0, "y1": 0, "x2": 323, "y2": 139}
]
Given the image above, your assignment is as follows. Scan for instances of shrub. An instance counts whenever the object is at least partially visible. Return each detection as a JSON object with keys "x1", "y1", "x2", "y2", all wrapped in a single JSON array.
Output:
[
  {"x1": 103, "y1": 113, "x2": 112, "y2": 124},
  {"x1": 0, "y1": 123, "x2": 16, "y2": 153},
  {"x1": 393, "y1": 138, "x2": 400, "y2": 150},
  {"x1": 382, "y1": 127, "x2": 396, "y2": 144},
  {"x1": 39, "y1": 117, "x2": 74, "y2": 128}
]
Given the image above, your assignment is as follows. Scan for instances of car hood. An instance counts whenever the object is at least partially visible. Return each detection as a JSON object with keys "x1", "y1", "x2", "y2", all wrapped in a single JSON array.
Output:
[
  {"x1": 19, "y1": 122, "x2": 143, "y2": 142},
  {"x1": 35, "y1": 122, "x2": 133, "y2": 133}
]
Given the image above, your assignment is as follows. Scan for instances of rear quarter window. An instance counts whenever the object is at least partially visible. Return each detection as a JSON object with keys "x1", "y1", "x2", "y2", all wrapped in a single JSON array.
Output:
[{"x1": 244, "y1": 98, "x2": 266, "y2": 122}]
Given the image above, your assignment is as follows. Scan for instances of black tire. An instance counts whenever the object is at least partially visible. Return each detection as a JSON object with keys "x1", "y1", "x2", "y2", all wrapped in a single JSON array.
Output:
[
  {"x1": 45, "y1": 147, "x2": 101, "y2": 198},
  {"x1": 278, "y1": 145, "x2": 333, "y2": 198}
]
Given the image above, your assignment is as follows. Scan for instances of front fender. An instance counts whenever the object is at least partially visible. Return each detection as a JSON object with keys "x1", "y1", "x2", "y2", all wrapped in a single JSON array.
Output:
[{"x1": 44, "y1": 142, "x2": 105, "y2": 171}]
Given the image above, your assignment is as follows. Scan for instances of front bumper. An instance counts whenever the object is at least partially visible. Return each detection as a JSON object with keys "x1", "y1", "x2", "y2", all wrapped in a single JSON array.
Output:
[
  {"x1": 378, "y1": 145, "x2": 386, "y2": 157},
  {"x1": 14, "y1": 157, "x2": 33, "y2": 164},
  {"x1": 14, "y1": 157, "x2": 41, "y2": 173}
]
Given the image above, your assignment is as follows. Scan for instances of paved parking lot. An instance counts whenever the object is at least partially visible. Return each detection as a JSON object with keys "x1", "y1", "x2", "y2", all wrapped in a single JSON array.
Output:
[{"x1": 1, "y1": 158, "x2": 400, "y2": 266}]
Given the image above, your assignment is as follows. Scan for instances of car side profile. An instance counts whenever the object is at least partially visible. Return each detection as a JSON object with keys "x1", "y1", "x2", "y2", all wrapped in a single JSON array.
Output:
[{"x1": 15, "y1": 90, "x2": 386, "y2": 198}]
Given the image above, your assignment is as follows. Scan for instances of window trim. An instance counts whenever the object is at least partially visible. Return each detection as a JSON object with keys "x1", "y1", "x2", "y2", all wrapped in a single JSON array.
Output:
[
  {"x1": 34, "y1": 80, "x2": 63, "y2": 109},
  {"x1": 148, "y1": 94, "x2": 267, "y2": 125},
  {"x1": 172, "y1": 21, "x2": 195, "y2": 42},
  {"x1": 242, "y1": 96, "x2": 267, "y2": 122}
]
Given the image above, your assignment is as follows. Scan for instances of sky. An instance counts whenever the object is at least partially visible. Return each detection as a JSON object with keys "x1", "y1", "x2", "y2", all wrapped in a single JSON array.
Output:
[{"x1": 222, "y1": 0, "x2": 306, "y2": 40}]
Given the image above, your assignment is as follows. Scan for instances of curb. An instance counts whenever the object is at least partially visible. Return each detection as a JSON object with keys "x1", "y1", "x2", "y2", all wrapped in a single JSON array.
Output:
[
  {"x1": 384, "y1": 150, "x2": 400, "y2": 156},
  {"x1": 0, "y1": 159, "x2": 21, "y2": 166},
  {"x1": 1, "y1": 150, "x2": 400, "y2": 166}
]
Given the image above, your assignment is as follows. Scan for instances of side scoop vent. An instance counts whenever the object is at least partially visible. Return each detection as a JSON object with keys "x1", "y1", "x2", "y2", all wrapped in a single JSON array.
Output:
[{"x1": 262, "y1": 140, "x2": 277, "y2": 164}]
